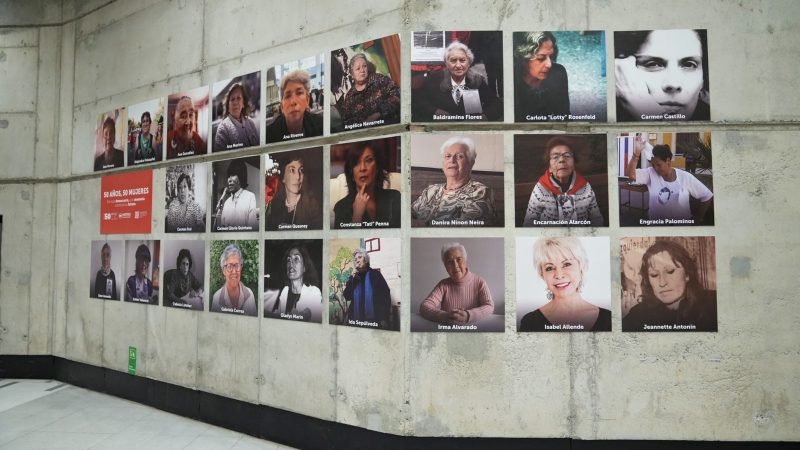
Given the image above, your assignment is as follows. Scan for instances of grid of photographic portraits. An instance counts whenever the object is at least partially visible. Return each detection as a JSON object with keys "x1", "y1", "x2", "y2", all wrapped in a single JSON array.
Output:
[{"x1": 89, "y1": 28, "x2": 719, "y2": 334}]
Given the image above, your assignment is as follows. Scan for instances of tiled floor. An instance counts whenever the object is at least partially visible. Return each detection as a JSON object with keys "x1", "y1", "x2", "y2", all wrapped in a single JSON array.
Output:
[{"x1": 0, "y1": 379, "x2": 297, "y2": 450}]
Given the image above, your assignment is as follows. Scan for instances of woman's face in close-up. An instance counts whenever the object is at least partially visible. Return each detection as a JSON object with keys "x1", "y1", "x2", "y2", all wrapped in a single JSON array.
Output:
[
  {"x1": 353, "y1": 147, "x2": 377, "y2": 191},
  {"x1": 285, "y1": 248, "x2": 305, "y2": 282},
  {"x1": 281, "y1": 81, "x2": 309, "y2": 123},
  {"x1": 527, "y1": 39, "x2": 555, "y2": 82},
  {"x1": 141, "y1": 116, "x2": 151, "y2": 134},
  {"x1": 541, "y1": 252, "x2": 581, "y2": 299},
  {"x1": 223, "y1": 254, "x2": 242, "y2": 286},
  {"x1": 178, "y1": 178, "x2": 190, "y2": 203},
  {"x1": 446, "y1": 49, "x2": 470, "y2": 81},
  {"x1": 634, "y1": 29, "x2": 704, "y2": 117},
  {"x1": 351, "y1": 58, "x2": 369, "y2": 84},
  {"x1": 136, "y1": 257, "x2": 149, "y2": 278},
  {"x1": 101, "y1": 247, "x2": 111, "y2": 270},
  {"x1": 548, "y1": 144, "x2": 575, "y2": 180},
  {"x1": 646, "y1": 251, "x2": 688, "y2": 305},
  {"x1": 443, "y1": 248, "x2": 468, "y2": 282},
  {"x1": 282, "y1": 160, "x2": 304, "y2": 195},
  {"x1": 179, "y1": 257, "x2": 190, "y2": 276},
  {"x1": 228, "y1": 87, "x2": 244, "y2": 119},
  {"x1": 442, "y1": 144, "x2": 471, "y2": 182}
]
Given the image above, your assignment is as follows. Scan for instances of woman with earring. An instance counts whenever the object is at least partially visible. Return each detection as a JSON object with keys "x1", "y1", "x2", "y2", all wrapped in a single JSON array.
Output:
[{"x1": 519, "y1": 237, "x2": 611, "y2": 331}]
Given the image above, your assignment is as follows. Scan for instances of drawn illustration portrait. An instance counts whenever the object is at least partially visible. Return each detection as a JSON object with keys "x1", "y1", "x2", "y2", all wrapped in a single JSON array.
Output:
[
  {"x1": 411, "y1": 238, "x2": 505, "y2": 332},
  {"x1": 513, "y1": 31, "x2": 607, "y2": 122},
  {"x1": 210, "y1": 240, "x2": 259, "y2": 317},
  {"x1": 90, "y1": 240, "x2": 123, "y2": 300},
  {"x1": 514, "y1": 134, "x2": 608, "y2": 227},
  {"x1": 212, "y1": 71, "x2": 262, "y2": 152},
  {"x1": 516, "y1": 236, "x2": 611, "y2": 332},
  {"x1": 127, "y1": 98, "x2": 165, "y2": 165},
  {"x1": 614, "y1": 29, "x2": 710, "y2": 122},
  {"x1": 264, "y1": 147, "x2": 323, "y2": 231},
  {"x1": 263, "y1": 239, "x2": 323, "y2": 323},
  {"x1": 211, "y1": 156, "x2": 261, "y2": 232},
  {"x1": 411, "y1": 31, "x2": 503, "y2": 122},
  {"x1": 94, "y1": 109, "x2": 126, "y2": 171},
  {"x1": 166, "y1": 86, "x2": 209, "y2": 159},
  {"x1": 162, "y1": 240, "x2": 205, "y2": 311},
  {"x1": 330, "y1": 136, "x2": 401, "y2": 229},
  {"x1": 265, "y1": 55, "x2": 324, "y2": 143},
  {"x1": 124, "y1": 240, "x2": 160, "y2": 305},
  {"x1": 621, "y1": 236, "x2": 717, "y2": 332},
  {"x1": 165, "y1": 163, "x2": 207, "y2": 233},
  {"x1": 410, "y1": 134, "x2": 503, "y2": 227},
  {"x1": 617, "y1": 132, "x2": 714, "y2": 226},
  {"x1": 331, "y1": 34, "x2": 401, "y2": 133},
  {"x1": 329, "y1": 238, "x2": 401, "y2": 331}
]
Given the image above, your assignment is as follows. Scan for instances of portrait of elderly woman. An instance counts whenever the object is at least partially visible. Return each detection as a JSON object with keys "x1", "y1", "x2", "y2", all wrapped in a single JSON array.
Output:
[
  {"x1": 213, "y1": 74, "x2": 261, "y2": 151},
  {"x1": 410, "y1": 135, "x2": 501, "y2": 227},
  {"x1": 621, "y1": 237, "x2": 717, "y2": 332},
  {"x1": 163, "y1": 246, "x2": 204, "y2": 310},
  {"x1": 516, "y1": 135, "x2": 607, "y2": 227},
  {"x1": 331, "y1": 36, "x2": 402, "y2": 133},
  {"x1": 167, "y1": 87, "x2": 209, "y2": 159},
  {"x1": 411, "y1": 32, "x2": 503, "y2": 122},
  {"x1": 517, "y1": 237, "x2": 611, "y2": 332},
  {"x1": 128, "y1": 98, "x2": 164, "y2": 165},
  {"x1": 265, "y1": 64, "x2": 324, "y2": 143},
  {"x1": 211, "y1": 242, "x2": 257, "y2": 316},
  {"x1": 263, "y1": 240, "x2": 323, "y2": 323},
  {"x1": 614, "y1": 29, "x2": 710, "y2": 121},
  {"x1": 94, "y1": 114, "x2": 125, "y2": 171},
  {"x1": 165, "y1": 168, "x2": 206, "y2": 233},
  {"x1": 624, "y1": 133, "x2": 713, "y2": 224},
  {"x1": 125, "y1": 242, "x2": 159, "y2": 305},
  {"x1": 212, "y1": 157, "x2": 260, "y2": 232},
  {"x1": 264, "y1": 148, "x2": 323, "y2": 231},
  {"x1": 331, "y1": 138, "x2": 401, "y2": 229}
]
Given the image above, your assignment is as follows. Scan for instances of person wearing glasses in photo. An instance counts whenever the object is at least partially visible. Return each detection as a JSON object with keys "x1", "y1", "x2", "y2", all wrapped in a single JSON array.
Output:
[
  {"x1": 522, "y1": 137, "x2": 603, "y2": 226},
  {"x1": 211, "y1": 243, "x2": 256, "y2": 315}
]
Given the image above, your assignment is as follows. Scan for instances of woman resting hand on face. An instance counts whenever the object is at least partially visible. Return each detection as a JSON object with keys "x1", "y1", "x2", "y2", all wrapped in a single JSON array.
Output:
[{"x1": 333, "y1": 142, "x2": 400, "y2": 228}]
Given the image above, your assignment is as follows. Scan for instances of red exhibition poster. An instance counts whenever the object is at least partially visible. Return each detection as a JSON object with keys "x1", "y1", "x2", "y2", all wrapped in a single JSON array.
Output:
[{"x1": 100, "y1": 170, "x2": 153, "y2": 234}]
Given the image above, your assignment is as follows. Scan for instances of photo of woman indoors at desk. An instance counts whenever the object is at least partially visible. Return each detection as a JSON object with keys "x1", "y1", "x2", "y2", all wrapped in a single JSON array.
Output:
[
  {"x1": 411, "y1": 32, "x2": 502, "y2": 122},
  {"x1": 614, "y1": 29, "x2": 710, "y2": 121},
  {"x1": 518, "y1": 237, "x2": 611, "y2": 332},
  {"x1": 621, "y1": 237, "x2": 717, "y2": 332}
]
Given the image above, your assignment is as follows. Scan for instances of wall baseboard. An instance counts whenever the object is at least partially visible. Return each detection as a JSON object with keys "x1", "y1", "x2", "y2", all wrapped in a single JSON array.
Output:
[{"x1": 0, "y1": 355, "x2": 795, "y2": 450}]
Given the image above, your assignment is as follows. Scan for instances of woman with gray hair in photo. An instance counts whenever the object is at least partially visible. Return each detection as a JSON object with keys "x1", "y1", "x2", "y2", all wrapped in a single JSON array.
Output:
[
  {"x1": 336, "y1": 53, "x2": 400, "y2": 129},
  {"x1": 412, "y1": 40, "x2": 501, "y2": 121},
  {"x1": 411, "y1": 136, "x2": 497, "y2": 226},
  {"x1": 513, "y1": 31, "x2": 570, "y2": 121},
  {"x1": 266, "y1": 69, "x2": 323, "y2": 142},
  {"x1": 211, "y1": 243, "x2": 256, "y2": 315}
]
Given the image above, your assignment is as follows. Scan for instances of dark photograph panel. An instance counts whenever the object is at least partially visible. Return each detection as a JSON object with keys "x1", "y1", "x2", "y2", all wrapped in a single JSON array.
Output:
[
  {"x1": 265, "y1": 55, "x2": 324, "y2": 143},
  {"x1": 166, "y1": 86, "x2": 209, "y2": 159},
  {"x1": 328, "y1": 238, "x2": 401, "y2": 331},
  {"x1": 410, "y1": 134, "x2": 503, "y2": 227},
  {"x1": 331, "y1": 34, "x2": 401, "y2": 133},
  {"x1": 614, "y1": 29, "x2": 710, "y2": 122},
  {"x1": 210, "y1": 240, "x2": 258, "y2": 317},
  {"x1": 123, "y1": 240, "x2": 160, "y2": 305},
  {"x1": 94, "y1": 109, "x2": 126, "y2": 171},
  {"x1": 162, "y1": 240, "x2": 205, "y2": 311},
  {"x1": 211, "y1": 156, "x2": 261, "y2": 232},
  {"x1": 89, "y1": 240, "x2": 123, "y2": 300},
  {"x1": 263, "y1": 239, "x2": 323, "y2": 323},
  {"x1": 621, "y1": 236, "x2": 717, "y2": 332},
  {"x1": 410, "y1": 238, "x2": 505, "y2": 332},
  {"x1": 513, "y1": 31, "x2": 606, "y2": 122},
  {"x1": 165, "y1": 163, "x2": 207, "y2": 233},
  {"x1": 212, "y1": 71, "x2": 262, "y2": 152},
  {"x1": 411, "y1": 31, "x2": 503, "y2": 122},
  {"x1": 264, "y1": 147, "x2": 323, "y2": 231},
  {"x1": 617, "y1": 132, "x2": 714, "y2": 226},
  {"x1": 127, "y1": 98, "x2": 165, "y2": 165},
  {"x1": 330, "y1": 136, "x2": 401, "y2": 229},
  {"x1": 514, "y1": 134, "x2": 608, "y2": 227},
  {"x1": 516, "y1": 236, "x2": 611, "y2": 332}
]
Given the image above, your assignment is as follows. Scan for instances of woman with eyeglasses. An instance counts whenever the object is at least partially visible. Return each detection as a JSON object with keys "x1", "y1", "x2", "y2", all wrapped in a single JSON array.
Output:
[
  {"x1": 211, "y1": 243, "x2": 256, "y2": 315},
  {"x1": 522, "y1": 137, "x2": 603, "y2": 226}
]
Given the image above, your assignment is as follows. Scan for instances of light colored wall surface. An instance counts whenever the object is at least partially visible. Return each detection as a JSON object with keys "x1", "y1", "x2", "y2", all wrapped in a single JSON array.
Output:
[{"x1": 0, "y1": 0, "x2": 798, "y2": 441}]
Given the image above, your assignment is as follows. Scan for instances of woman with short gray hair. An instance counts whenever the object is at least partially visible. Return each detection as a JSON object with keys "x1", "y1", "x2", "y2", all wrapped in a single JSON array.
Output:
[
  {"x1": 266, "y1": 68, "x2": 323, "y2": 142},
  {"x1": 211, "y1": 243, "x2": 256, "y2": 315},
  {"x1": 335, "y1": 52, "x2": 400, "y2": 130}
]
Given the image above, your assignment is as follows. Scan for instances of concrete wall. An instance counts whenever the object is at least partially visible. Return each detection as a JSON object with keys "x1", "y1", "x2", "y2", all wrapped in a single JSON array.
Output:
[{"x1": 0, "y1": 0, "x2": 799, "y2": 441}]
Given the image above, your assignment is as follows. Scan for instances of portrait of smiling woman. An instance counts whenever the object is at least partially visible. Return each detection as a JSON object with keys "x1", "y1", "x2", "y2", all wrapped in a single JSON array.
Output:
[{"x1": 614, "y1": 29, "x2": 710, "y2": 121}]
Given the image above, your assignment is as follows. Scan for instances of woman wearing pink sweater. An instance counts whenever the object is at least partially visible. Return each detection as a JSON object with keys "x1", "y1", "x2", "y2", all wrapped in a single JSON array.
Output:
[{"x1": 420, "y1": 243, "x2": 494, "y2": 325}]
